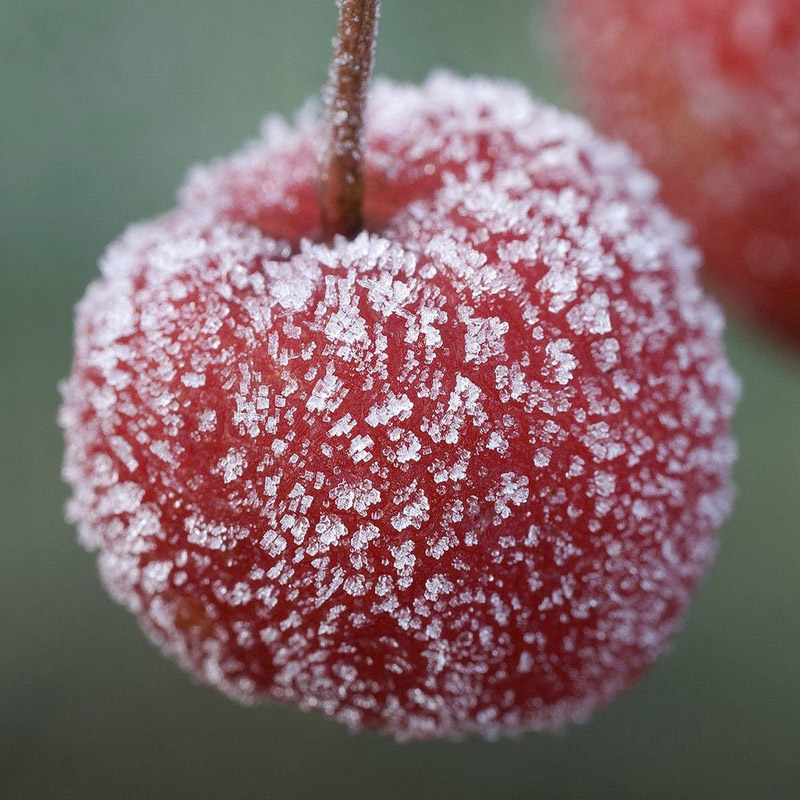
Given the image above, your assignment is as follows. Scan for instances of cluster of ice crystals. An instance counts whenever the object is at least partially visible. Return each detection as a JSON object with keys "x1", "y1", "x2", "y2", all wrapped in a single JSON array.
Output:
[{"x1": 60, "y1": 72, "x2": 738, "y2": 741}]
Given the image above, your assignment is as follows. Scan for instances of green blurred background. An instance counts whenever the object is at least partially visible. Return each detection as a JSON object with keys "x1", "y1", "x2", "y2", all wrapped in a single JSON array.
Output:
[{"x1": 1, "y1": 1, "x2": 798, "y2": 798}]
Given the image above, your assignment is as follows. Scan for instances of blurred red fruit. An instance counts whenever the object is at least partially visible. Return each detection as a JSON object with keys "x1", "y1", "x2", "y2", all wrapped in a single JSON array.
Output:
[{"x1": 557, "y1": 0, "x2": 800, "y2": 343}]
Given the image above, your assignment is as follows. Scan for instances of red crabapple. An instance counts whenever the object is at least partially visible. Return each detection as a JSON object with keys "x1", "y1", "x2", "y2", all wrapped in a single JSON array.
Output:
[
  {"x1": 556, "y1": 0, "x2": 800, "y2": 343},
  {"x1": 59, "y1": 70, "x2": 738, "y2": 740}
]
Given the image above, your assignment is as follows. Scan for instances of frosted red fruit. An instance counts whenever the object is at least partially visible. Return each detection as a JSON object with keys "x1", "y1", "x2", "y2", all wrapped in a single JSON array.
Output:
[
  {"x1": 60, "y1": 73, "x2": 739, "y2": 741},
  {"x1": 556, "y1": 0, "x2": 800, "y2": 343}
]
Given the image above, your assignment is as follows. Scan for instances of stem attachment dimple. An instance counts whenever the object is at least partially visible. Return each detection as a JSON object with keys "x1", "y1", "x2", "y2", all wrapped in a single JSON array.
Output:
[{"x1": 319, "y1": 0, "x2": 381, "y2": 240}]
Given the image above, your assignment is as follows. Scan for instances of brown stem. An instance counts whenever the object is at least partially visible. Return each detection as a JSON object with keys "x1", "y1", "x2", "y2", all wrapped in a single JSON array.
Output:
[{"x1": 319, "y1": 0, "x2": 381, "y2": 239}]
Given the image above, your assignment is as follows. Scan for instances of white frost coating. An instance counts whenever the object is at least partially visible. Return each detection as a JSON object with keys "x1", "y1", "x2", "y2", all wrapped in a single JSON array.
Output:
[{"x1": 60, "y1": 72, "x2": 739, "y2": 742}]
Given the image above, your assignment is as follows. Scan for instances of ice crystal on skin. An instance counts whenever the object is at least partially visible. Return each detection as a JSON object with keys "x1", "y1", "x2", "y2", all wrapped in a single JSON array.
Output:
[
  {"x1": 557, "y1": 0, "x2": 800, "y2": 342},
  {"x1": 60, "y1": 72, "x2": 739, "y2": 741}
]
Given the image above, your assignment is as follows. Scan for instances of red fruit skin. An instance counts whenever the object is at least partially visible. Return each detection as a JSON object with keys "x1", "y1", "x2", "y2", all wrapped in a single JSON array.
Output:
[
  {"x1": 556, "y1": 0, "x2": 800, "y2": 344},
  {"x1": 60, "y1": 73, "x2": 738, "y2": 740}
]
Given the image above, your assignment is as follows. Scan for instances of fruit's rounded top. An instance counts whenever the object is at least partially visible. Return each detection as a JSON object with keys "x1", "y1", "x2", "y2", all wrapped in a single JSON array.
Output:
[
  {"x1": 61, "y1": 73, "x2": 738, "y2": 740},
  {"x1": 179, "y1": 71, "x2": 674, "y2": 242}
]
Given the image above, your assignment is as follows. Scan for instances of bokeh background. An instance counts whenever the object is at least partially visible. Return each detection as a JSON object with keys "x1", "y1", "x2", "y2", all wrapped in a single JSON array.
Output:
[{"x1": 1, "y1": 1, "x2": 798, "y2": 798}]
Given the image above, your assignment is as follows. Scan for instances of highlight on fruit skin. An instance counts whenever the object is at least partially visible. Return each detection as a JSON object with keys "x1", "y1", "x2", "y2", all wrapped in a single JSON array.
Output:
[
  {"x1": 59, "y1": 72, "x2": 739, "y2": 741},
  {"x1": 555, "y1": 0, "x2": 800, "y2": 344}
]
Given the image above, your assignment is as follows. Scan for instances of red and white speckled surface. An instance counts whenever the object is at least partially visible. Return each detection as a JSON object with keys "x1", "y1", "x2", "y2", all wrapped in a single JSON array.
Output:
[{"x1": 60, "y1": 73, "x2": 739, "y2": 740}]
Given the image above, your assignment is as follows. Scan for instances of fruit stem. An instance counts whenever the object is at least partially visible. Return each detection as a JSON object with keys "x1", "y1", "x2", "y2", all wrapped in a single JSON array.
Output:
[{"x1": 319, "y1": 0, "x2": 381, "y2": 239}]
